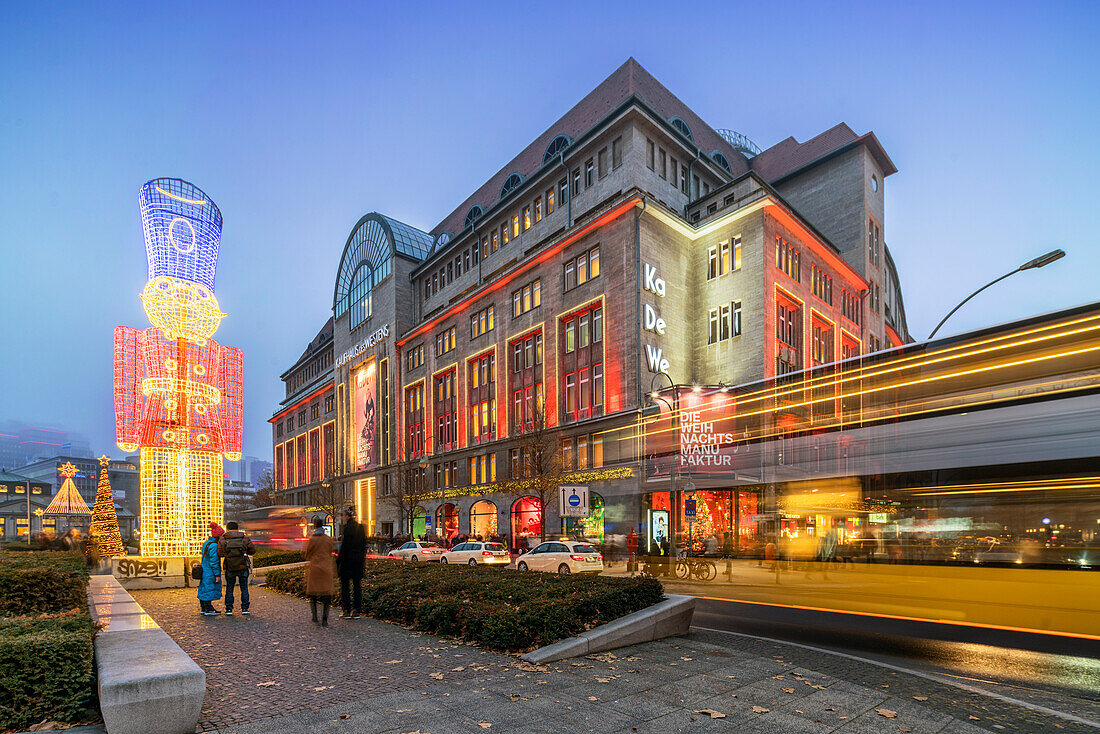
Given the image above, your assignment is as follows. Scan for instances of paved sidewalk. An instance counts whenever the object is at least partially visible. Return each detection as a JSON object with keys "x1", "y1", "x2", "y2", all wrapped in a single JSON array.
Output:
[{"x1": 132, "y1": 587, "x2": 1097, "y2": 734}]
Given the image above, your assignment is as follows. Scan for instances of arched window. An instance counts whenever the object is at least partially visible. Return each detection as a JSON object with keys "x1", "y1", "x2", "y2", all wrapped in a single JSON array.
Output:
[
  {"x1": 470, "y1": 500, "x2": 498, "y2": 538},
  {"x1": 431, "y1": 231, "x2": 453, "y2": 254},
  {"x1": 500, "y1": 173, "x2": 524, "y2": 200},
  {"x1": 510, "y1": 496, "x2": 542, "y2": 551},
  {"x1": 464, "y1": 206, "x2": 484, "y2": 228},
  {"x1": 669, "y1": 116, "x2": 694, "y2": 142},
  {"x1": 435, "y1": 503, "x2": 458, "y2": 542},
  {"x1": 333, "y1": 214, "x2": 432, "y2": 329},
  {"x1": 711, "y1": 152, "x2": 732, "y2": 175},
  {"x1": 543, "y1": 134, "x2": 572, "y2": 163}
]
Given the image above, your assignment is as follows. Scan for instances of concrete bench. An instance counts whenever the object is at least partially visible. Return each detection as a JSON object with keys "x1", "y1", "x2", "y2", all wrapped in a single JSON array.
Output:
[
  {"x1": 87, "y1": 576, "x2": 205, "y2": 734},
  {"x1": 521, "y1": 594, "x2": 696, "y2": 663}
]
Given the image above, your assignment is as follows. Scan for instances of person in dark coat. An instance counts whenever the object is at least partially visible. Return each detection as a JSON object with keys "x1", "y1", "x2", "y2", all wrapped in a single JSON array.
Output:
[
  {"x1": 336, "y1": 508, "x2": 366, "y2": 619},
  {"x1": 304, "y1": 517, "x2": 336, "y2": 627}
]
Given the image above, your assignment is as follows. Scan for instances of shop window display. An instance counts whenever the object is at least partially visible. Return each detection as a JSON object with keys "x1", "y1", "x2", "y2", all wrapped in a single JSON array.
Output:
[
  {"x1": 510, "y1": 496, "x2": 542, "y2": 551},
  {"x1": 562, "y1": 492, "x2": 604, "y2": 543},
  {"x1": 470, "y1": 500, "x2": 498, "y2": 538}
]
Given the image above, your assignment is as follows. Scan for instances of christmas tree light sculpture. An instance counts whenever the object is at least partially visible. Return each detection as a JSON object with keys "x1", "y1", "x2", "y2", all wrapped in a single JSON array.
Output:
[
  {"x1": 114, "y1": 178, "x2": 243, "y2": 557},
  {"x1": 90, "y1": 456, "x2": 125, "y2": 557},
  {"x1": 44, "y1": 462, "x2": 92, "y2": 518}
]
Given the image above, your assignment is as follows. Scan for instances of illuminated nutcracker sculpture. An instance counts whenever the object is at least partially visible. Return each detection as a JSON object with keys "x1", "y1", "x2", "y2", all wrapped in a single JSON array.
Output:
[{"x1": 114, "y1": 178, "x2": 243, "y2": 557}]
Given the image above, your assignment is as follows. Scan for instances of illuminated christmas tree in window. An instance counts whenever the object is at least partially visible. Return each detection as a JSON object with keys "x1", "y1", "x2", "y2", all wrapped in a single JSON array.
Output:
[
  {"x1": 687, "y1": 495, "x2": 717, "y2": 551},
  {"x1": 90, "y1": 456, "x2": 125, "y2": 557}
]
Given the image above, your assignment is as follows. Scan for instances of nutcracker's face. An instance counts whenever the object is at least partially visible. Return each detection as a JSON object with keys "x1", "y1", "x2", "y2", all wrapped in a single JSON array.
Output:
[{"x1": 141, "y1": 275, "x2": 225, "y2": 344}]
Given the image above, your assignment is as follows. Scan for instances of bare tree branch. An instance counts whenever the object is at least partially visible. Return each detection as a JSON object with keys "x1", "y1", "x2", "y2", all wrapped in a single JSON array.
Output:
[{"x1": 499, "y1": 405, "x2": 566, "y2": 543}]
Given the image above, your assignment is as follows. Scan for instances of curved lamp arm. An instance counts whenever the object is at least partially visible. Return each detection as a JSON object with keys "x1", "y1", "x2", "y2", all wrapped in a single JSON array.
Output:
[{"x1": 928, "y1": 249, "x2": 1064, "y2": 340}]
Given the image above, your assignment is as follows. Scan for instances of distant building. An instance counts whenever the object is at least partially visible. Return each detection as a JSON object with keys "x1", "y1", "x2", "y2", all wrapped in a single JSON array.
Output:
[
  {"x1": 0, "y1": 470, "x2": 51, "y2": 539},
  {"x1": 223, "y1": 455, "x2": 273, "y2": 487},
  {"x1": 0, "y1": 421, "x2": 93, "y2": 470},
  {"x1": 15, "y1": 455, "x2": 138, "y2": 509}
]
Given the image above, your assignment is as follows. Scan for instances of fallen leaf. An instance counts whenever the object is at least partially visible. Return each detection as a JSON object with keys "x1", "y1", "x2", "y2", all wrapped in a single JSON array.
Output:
[
  {"x1": 969, "y1": 716, "x2": 980, "y2": 721},
  {"x1": 596, "y1": 677, "x2": 611, "y2": 683},
  {"x1": 429, "y1": 672, "x2": 444, "y2": 680},
  {"x1": 383, "y1": 660, "x2": 403, "y2": 664},
  {"x1": 312, "y1": 685, "x2": 333, "y2": 691},
  {"x1": 588, "y1": 696, "x2": 598, "y2": 701},
  {"x1": 913, "y1": 696, "x2": 928, "y2": 702},
  {"x1": 752, "y1": 706, "x2": 770, "y2": 713},
  {"x1": 681, "y1": 657, "x2": 693, "y2": 661},
  {"x1": 477, "y1": 723, "x2": 491, "y2": 729},
  {"x1": 452, "y1": 666, "x2": 466, "y2": 671},
  {"x1": 256, "y1": 681, "x2": 278, "y2": 687},
  {"x1": 693, "y1": 709, "x2": 726, "y2": 719},
  {"x1": 782, "y1": 687, "x2": 795, "y2": 693},
  {"x1": 339, "y1": 714, "x2": 350, "y2": 719},
  {"x1": 876, "y1": 709, "x2": 898, "y2": 719}
]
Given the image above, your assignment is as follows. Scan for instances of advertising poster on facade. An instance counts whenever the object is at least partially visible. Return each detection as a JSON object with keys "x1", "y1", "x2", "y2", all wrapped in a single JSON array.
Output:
[
  {"x1": 354, "y1": 359, "x2": 377, "y2": 471},
  {"x1": 644, "y1": 387, "x2": 743, "y2": 483}
]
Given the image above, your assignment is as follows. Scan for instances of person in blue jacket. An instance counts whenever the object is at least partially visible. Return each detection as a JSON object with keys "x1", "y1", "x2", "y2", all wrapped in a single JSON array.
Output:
[{"x1": 198, "y1": 522, "x2": 224, "y2": 616}]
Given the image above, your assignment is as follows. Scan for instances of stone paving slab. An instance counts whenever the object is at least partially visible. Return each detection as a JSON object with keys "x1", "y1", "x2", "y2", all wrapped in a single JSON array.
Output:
[{"x1": 133, "y1": 586, "x2": 1098, "y2": 734}]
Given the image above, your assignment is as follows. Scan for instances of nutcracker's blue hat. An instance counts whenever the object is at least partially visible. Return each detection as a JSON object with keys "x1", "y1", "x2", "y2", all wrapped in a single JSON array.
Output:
[{"x1": 139, "y1": 178, "x2": 223, "y2": 292}]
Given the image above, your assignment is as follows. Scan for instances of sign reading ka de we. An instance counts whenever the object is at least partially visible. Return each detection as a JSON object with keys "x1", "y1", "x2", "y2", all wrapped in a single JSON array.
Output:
[{"x1": 337, "y1": 323, "x2": 390, "y2": 367}]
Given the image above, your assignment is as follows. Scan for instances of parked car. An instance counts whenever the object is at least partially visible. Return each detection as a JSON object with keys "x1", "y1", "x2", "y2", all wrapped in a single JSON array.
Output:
[
  {"x1": 515, "y1": 541, "x2": 604, "y2": 574},
  {"x1": 389, "y1": 541, "x2": 445, "y2": 562},
  {"x1": 441, "y1": 541, "x2": 510, "y2": 566}
]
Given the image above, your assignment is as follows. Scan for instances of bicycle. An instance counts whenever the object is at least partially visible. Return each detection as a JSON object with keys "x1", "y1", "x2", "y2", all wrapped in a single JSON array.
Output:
[{"x1": 674, "y1": 554, "x2": 717, "y2": 581}]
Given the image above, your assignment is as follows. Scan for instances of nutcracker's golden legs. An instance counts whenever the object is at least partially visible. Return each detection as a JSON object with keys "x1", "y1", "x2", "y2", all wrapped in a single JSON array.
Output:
[{"x1": 139, "y1": 447, "x2": 223, "y2": 557}]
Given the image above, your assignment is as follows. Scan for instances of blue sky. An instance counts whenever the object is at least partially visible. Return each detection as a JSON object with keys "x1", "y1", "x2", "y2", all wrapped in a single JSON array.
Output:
[{"x1": 1, "y1": 0, "x2": 1097, "y2": 460}]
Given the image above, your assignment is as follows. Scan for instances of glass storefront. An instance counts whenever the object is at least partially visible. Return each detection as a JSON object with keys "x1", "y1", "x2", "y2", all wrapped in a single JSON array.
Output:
[
  {"x1": 469, "y1": 499, "x2": 498, "y2": 538},
  {"x1": 562, "y1": 492, "x2": 604, "y2": 543},
  {"x1": 510, "y1": 496, "x2": 542, "y2": 551}
]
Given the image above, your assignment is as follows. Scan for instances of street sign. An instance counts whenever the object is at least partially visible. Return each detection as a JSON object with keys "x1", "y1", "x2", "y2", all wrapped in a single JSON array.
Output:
[
  {"x1": 424, "y1": 514, "x2": 433, "y2": 528},
  {"x1": 684, "y1": 498, "x2": 697, "y2": 518},
  {"x1": 558, "y1": 485, "x2": 589, "y2": 518}
]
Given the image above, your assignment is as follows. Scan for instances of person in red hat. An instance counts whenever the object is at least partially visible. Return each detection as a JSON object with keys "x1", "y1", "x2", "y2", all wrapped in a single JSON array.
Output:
[{"x1": 197, "y1": 522, "x2": 224, "y2": 615}]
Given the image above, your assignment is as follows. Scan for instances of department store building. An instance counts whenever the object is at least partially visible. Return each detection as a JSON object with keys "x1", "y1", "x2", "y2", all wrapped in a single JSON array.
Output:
[{"x1": 271, "y1": 59, "x2": 911, "y2": 552}]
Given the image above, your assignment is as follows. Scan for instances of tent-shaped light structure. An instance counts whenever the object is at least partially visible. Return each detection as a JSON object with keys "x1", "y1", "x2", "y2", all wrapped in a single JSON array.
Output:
[{"x1": 44, "y1": 462, "x2": 92, "y2": 516}]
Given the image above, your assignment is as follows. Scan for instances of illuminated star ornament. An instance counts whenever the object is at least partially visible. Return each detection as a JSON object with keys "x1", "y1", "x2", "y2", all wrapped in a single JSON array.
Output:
[
  {"x1": 98, "y1": 455, "x2": 110, "y2": 467},
  {"x1": 58, "y1": 461, "x2": 78, "y2": 479},
  {"x1": 113, "y1": 178, "x2": 243, "y2": 557}
]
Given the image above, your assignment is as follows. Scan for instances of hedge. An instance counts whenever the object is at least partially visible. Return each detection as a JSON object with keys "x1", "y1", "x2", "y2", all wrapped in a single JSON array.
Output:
[
  {"x1": 0, "y1": 553, "x2": 97, "y2": 731},
  {"x1": 0, "y1": 552, "x2": 87, "y2": 617},
  {"x1": 253, "y1": 548, "x2": 305, "y2": 568},
  {"x1": 0, "y1": 611, "x2": 98, "y2": 730},
  {"x1": 265, "y1": 560, "x2": 663, "y2": 651}
]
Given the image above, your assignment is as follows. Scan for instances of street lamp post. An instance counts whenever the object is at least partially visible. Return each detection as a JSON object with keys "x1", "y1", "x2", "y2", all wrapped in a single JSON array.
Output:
[{"x1": 928, "y1": 249, "x2": 1065, "y2": 340}]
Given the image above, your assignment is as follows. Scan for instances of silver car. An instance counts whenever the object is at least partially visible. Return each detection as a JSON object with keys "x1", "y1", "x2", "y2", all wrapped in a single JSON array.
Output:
[{"x1": 389, "y1": 541, "x2": 445, "y2": 562}]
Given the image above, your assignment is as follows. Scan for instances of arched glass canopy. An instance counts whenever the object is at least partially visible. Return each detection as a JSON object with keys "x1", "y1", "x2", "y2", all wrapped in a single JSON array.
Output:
[{"x1": 334, "y1": 213, "x2": 432, "y2": 329}]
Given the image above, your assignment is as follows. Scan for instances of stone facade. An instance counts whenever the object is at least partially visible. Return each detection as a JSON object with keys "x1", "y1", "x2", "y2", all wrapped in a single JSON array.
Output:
[{"x1": 271, "y1": 59, "x2": 913, "y2": 545}]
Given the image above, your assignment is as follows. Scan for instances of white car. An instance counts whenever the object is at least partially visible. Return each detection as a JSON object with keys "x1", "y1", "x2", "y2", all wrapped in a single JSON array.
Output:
[
  {"x1": 389, "y1": 541, "x2": 445, "y2": 562},
  {"x1": 516, "y1": 541, "x2": 604, "y2": 574},
  {"x1": 441, "y1": 541, "x2": 510, "y2": 566}
]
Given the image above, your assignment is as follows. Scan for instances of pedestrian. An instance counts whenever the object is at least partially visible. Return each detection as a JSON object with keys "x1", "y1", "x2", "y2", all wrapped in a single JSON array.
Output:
[
  {"x1": 336, "y1": 508, "x2": 366, "y2": 619},
  {"x1": 304, "y1": 516, "x2": 336, "y2": 627},
  {"x1": 218, "y1": 520, "x2": 255, "y2": 616},
  {"x1": 198, "y1": 522, "x2": 223, "y2": 616}
]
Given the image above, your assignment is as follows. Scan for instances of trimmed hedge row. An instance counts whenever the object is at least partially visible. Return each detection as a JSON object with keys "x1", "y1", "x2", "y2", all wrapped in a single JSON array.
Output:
[
  {"x1": 0, "y1": 611, "x2": 98, "y2": 730},
  {"x1": 265, "y1": 560, "x2": 664, "y2": 651},
  {"x1": 253, "y1": 548, "x2": 305, "y2": 568},
  {"x1": 0, "y1": 552, "x2": 97, "y2": 731}
]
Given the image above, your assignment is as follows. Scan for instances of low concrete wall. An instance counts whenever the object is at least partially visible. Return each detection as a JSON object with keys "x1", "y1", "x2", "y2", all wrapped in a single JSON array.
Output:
[
  {"x1": 111, "y1": 556, "x2": 194, "y2": 590},
  {"x1": 520, "y1": 594, "x2": 695, "y2": 664},
  {"x1": 87, "y1": 576, "x2": 205, "y2": 734},
  {"x1": 249, "y1": 560, "x2": 306, "y2": 584}
]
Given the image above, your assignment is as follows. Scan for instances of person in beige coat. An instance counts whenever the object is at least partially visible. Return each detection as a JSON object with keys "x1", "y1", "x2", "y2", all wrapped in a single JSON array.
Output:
[{"x1": 304, "y1": 517, "x2": 336, "y2": 627}]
